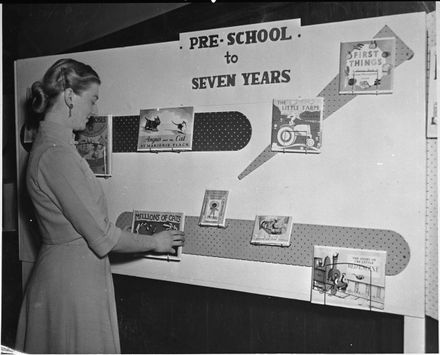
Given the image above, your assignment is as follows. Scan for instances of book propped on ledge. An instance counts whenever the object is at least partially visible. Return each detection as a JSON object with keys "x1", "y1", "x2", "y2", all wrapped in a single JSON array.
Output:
[
  {"x1": 339, "y1": 37, "x2": 396, "y2": 94},
  {"x1": 271, "y1": 98, "x2": 323, "y2": 153},
  {"x1": 75, "y1": 115, "x2": 112, "y2": 177},
  {"x1": 311, "y1": 245, "x2": 387, "y2": 311},
  {"x1": 137, "y1": 106, "x2": 194, "y2": 151},
  {"x1": 250, "y1": 215, "x2": 293, "y2": 247},
  {"x1": 199, "y1": 190, "x2": 229, "y2": 228},
  {"x1": 131, "y1": 210, "x2": 184, "y2": 261}
]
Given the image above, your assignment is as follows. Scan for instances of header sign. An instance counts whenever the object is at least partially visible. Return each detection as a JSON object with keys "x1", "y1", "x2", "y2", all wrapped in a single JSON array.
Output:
[{"x1": 179, "y1": 19, "x2": 301, "y2": 93}]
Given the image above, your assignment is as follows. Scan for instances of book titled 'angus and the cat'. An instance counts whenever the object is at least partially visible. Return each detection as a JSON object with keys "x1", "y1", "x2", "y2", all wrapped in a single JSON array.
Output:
[{"x1": 137, "y1": 106, "x2": 194, "y2": 151}]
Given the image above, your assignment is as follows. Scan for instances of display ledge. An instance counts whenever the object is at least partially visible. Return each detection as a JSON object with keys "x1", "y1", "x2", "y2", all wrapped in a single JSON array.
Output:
[
  {"x1": 110, "y1": 253, "x2": 422, "y2": 318},
  {"x1": 115, "y1": 213, "x2": 410, "y2": 275},
  {"x1": 111, "y1": 254, "x2": 311, "y2": 301}
]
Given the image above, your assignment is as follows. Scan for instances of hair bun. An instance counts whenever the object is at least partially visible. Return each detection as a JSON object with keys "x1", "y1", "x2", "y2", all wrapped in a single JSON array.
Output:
[{"x1": 30, "y1": 81, "x2": 48, "y2": 114}]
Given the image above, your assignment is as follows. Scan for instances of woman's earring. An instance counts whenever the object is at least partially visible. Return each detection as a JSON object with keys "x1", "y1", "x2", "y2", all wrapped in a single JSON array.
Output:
[{"x1": 68, "y1": 104, "x2": 73, "y2": 118}]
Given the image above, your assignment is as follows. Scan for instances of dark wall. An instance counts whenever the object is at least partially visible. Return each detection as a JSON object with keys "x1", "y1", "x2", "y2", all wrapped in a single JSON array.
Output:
[
  {"x1": 114, "y1": 274, "x2": 403, "y2": 353},
  {"x1": 69, "y1": 1, "x2": 435, "y2": 52}
]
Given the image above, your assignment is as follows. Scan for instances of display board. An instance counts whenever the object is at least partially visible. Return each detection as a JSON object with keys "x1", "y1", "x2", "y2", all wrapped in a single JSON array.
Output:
[{"x1": 15, "y1": 13, "x2": 427, "y2": 318}]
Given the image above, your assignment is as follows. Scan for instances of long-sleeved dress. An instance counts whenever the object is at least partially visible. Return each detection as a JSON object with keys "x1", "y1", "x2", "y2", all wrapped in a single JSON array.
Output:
[{"x1": 15, "y1": 120, "x2": 122, "y2": 354}]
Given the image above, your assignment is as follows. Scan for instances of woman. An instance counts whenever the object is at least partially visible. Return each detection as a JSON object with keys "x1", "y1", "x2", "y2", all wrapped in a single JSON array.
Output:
[{"x1": 15, "y1": 58, "x2": 185, "y2": 354}]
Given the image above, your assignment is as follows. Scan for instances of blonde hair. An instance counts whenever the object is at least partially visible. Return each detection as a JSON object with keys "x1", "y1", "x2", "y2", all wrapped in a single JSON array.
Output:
[{"x1": 30, "y1": 58, "x2": 101, "y2": 117}]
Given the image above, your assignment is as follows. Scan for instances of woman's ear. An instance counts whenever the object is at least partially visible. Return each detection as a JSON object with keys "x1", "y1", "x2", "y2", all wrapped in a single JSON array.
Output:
[{"x1": 64, "y1": 88, "x2": 74, "y2": 109}]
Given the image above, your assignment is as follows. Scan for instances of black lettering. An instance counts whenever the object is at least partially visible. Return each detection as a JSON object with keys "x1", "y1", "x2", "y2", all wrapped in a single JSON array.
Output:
[
  {"x1": 280, "y1": 26, "x2": 292, "y2": 41},
  {"x1": 189, "y1": 37, "x2": 198, "y2": 50},
  {"x1": 192, "y1": 77, "x2": 199, "y2": 89},
  {"x1": 269, "y1": 28, "x2": 280, "y2": 41},
  {"x1": 257, "y1": 29, "x2": 268, "y2": 43},
  {"x1": 281, "y1": 69, "x2": 291, "y2": 83},
  {"x1": 242, "y1": 72, "x2": 251, "y2": 85},
  {"x1": 245, "y1": 30, "x2": 257, "y2": 44},
  {"x1": 270, "y1": 70, "x2": 281, "y2": 83},
  {"x1": 227, "y1": 32, "x2": 236, "y2": 45},
  {"x1": 250, "y1": 72, "x2": 259, "y2": 85},
  {"x1": 260, "y1": 71, "x2": 270, "y2": 84},
  {"x1": 236, "y1": 32, "x2": 245, "y2": 45}
]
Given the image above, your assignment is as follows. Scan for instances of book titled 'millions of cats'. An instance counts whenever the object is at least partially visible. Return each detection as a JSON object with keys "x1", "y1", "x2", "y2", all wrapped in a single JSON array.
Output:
[{"x1": 131, "y1": 210, "x2": 184, "y2": 261}]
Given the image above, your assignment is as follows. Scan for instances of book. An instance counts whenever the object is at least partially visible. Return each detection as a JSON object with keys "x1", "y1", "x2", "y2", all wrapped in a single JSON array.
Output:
[
  {"x1": 271, "y1": 98, "x2": 323, "y2": 153},
  {"x1": 75, "y1": 115, "x2": 112, "y2": 177},
  {"x1": 137, "y1": 106, "x2": 194, "y2": 151},
  {"x1": 199, "y1": 190, "x2": 229, "y2": 227},
  {"x1": 311, "y1": 245, "x2": 387, "y2": 310},
  {"x1": 339, "y1": 37, "x2": 396, "y2": 94},
  {"x1": 131, "y1": 210, "x2": 184, "y2": 261},
  {"x1": 250, "y1": 215, "x2": 293, "y2": 247}
]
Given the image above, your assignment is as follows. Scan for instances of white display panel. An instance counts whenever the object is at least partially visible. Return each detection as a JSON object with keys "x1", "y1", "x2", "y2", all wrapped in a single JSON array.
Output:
[{"x1": 15, "y1": 12, "x2": 427, "y2": 319}]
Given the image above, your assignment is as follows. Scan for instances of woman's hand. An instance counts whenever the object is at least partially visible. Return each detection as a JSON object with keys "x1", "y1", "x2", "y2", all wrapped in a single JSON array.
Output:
[{"x1": 153, "y1": 230, "x2": 185, "y2": 253}]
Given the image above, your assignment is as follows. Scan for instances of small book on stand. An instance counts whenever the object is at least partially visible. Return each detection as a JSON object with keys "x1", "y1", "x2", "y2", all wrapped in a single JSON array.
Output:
[
  {"x1": 198, "y1": 190, "x2": 229, "y2": 228},
  {"x1": 250, "y1": 215, "x2": 293, "y2": 247}
]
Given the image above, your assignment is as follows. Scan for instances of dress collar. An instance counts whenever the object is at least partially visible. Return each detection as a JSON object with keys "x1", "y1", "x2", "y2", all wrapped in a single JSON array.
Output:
[{"x1": 39, "y1": 120, "x2": 76, "y2": 145}]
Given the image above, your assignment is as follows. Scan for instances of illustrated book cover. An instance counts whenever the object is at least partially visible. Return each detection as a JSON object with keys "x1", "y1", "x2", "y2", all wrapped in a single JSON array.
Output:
[
  {"x1": 271, "y1": 98, "x2": 323, "y2": 153},
  {"x1": 311, "y1": 245, "x2": 387, "y2": 310},
  {"x1": 137, "y1": 106, "x2": 194, "y2": 151},
  {"x1": 75, "y1": 115, "x2": 112, "y2": 177},
  {"x1": 339, "y1": 37, "x2": 396, "y2": 94},
  {"x1": 250, "y1": 215, "x2": 293, "y2": 247},
  {"x1": 199, "y1": 190, "x2": 229, "y2": 227},
  {"x1": 131, "y1": 210, "x2": 184, "y2": 261}
]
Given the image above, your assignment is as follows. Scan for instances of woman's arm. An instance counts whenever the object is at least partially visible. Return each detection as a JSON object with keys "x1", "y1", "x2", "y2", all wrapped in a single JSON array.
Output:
[{"x1": 111, "y1": 229, "x2": 185, "y2": 254}]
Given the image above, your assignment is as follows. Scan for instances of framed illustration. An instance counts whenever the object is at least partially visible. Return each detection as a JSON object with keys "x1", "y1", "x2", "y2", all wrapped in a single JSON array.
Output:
[
  {"x1": 131, "y1": 210, "x2": 184, "y2": 261},
  {"x1": 75, "y1": 115, "x2": 112, "y2": 177},
  {"x1": 339, "y1": 37, "x2": 396, "y2": 94},
  {"x1": 137, "y1": 106, "x2": 194, "y2": 151},
  {"x1": 199, "y1": 189, "x2": 229, "y2": 227}
]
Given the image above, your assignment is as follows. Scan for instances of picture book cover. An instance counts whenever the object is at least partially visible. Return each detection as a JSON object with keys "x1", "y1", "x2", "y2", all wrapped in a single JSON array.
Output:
[
  {"x1": 199, "y1": 190, "x2": 229, "y2": 227},
  {"x1": 137, "y1": 106, "x2": 194, "y2": 151},
  {"x1": 131, "y1": 210, "x2": 184, "y2": 261},
  {"x1": 250, "y1": 215, "x2": 293, "y2": 247},
  {"x1": 271, "y1": 98, "x2": 323, "y2": 153},
  {"x1": 339, "y1": 37, "x2": 396, "y2": 94},
  {"x1": 75, "y1": 115, "x2": 112, "y2": 177},
  {"x1": 311, "y1": 245, "x2": 387, "y2": 311}
]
